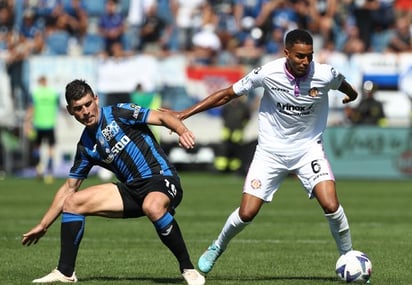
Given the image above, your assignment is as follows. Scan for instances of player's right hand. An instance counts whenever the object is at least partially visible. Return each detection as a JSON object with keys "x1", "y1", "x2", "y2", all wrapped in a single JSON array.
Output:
[{"x1": 22, "y1": 224, "x2": 47, "y2": 246}]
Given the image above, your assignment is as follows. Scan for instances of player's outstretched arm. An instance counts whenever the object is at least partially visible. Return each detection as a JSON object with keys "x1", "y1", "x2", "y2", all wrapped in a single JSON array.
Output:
[
  {"x1": 22, "y1": 178, "x2": 83, "y2": 246},
  {"x1": 339, "y1": 80, "x2": 358, "y2": 104},
  {"x1": 180, "y1": 86, "x2": 237, "y2": 119},
  {"x1": 159, "y1": 86, "x2": 237, "y2": 120},
  {"x1": 147, "y1": 109, "x2": 196, "y2": 149}
]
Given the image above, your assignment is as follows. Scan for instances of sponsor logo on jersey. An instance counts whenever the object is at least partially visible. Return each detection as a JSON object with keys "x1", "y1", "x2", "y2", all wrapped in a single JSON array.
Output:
[
  {"x1": 276, "y1": 102, "x2": 314, "y2": 116},
  {"x1": 270, "y1": 87, "x2": 289, "y2": 93},
  {"x1": 102, "y1": 135, "x2": 131, "y2": 163},
  {"x1": 102, "y1": 121, "x2": 120, "y2": 141}
]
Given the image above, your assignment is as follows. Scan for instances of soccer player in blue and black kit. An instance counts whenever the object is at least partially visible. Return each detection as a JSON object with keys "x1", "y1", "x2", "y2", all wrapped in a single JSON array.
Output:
[{"x1": 22, "y1": 79, "x2": 206, "y2": 285}]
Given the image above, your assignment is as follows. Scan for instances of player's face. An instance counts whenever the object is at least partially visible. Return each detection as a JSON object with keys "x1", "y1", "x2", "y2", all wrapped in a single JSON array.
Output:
[
  {"x1": 67, "y1": 93, "x2": 100, "y2": 127},
  {"x1": 284, "y1": 43, "x2": 313, "y2": 77}
]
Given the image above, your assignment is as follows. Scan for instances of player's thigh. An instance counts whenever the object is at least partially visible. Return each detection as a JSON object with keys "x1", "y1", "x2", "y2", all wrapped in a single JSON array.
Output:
[
  {"x1": 295, "y1": 143, "x2": 335, "y2": 198},
  {"x1": 243, "y1": 146, "x2": 288, "y2": 202},
  {"x1": 64, "y1": 183, "x2": 124, "y2": 217}
]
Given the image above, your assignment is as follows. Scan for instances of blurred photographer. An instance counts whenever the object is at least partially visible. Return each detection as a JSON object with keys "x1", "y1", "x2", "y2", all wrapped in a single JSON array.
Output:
[{"x1": 350, "y1": 80, "x2": 387, "y2": 126}]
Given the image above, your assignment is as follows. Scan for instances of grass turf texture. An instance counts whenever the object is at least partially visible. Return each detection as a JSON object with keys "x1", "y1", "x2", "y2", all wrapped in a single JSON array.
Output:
[{"x1": 1, "y1": 173, "x2": 411, "y2": 285}]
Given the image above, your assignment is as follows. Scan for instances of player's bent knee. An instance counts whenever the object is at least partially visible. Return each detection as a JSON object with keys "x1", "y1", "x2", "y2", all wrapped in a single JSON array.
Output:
[
  {"x1": 238, "y1": 210, "x2": 258, "y2": 222},
  {"x1": 62, "y1": 194, "x2": 86, "y2": 214}
]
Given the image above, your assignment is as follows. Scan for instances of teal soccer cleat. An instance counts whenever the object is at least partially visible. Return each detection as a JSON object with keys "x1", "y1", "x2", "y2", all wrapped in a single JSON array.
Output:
[{"x1": 198, "y1": 242, "x2": 223, "y2": 273}]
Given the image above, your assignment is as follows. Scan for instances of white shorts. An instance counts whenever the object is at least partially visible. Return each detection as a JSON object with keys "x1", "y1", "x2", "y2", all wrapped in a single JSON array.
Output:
[{"x1": 243, "y1": 140, "x2": 335, "y2": 202}]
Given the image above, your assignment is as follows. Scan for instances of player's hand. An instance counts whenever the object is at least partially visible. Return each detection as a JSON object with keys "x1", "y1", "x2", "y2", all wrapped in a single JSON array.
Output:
[
  {"x1": 22, "y1": 224, "x2": 47, "y2": 246},
  {"x1": 178, "y1": 129, "x2": 195, "y2": 149},
  {"x1": 342, "y1": 95, "x2": 355, "y2": 104}
]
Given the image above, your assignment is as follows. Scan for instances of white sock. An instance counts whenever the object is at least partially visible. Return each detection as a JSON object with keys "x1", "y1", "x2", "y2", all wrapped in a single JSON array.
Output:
[
  {"x1": 215, "y1": 208, "x2": 250, "y2": 251},
  {"x1": 325, "y1": 205, "x2": 352, "y2": 255}
]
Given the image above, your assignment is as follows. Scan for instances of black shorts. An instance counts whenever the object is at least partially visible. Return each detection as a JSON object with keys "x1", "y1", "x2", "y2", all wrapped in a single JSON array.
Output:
[
  {"x1": 116, "y1": 175, "x2": 183, "y2": 218},
  {"x1": 35, "y1": 129, "x2": 56, "y2": 146}
]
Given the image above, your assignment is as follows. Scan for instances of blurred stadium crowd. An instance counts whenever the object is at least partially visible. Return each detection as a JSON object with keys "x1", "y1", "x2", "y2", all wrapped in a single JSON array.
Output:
[{"x1": 1, "y1": 0, "x2": 411, "y2": 68}]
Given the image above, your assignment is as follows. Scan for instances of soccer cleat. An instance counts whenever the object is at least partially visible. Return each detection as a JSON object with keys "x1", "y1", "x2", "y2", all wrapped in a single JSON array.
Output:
[
  {"x1": 198, "y1": 242, "x2": 223, "y2": 274},
  {"x1": 182, "y1": 269, "x2": 206, "y2": 285},
  {"x1": 32, "y1": 268, "x2": 77, "y2": 283}
]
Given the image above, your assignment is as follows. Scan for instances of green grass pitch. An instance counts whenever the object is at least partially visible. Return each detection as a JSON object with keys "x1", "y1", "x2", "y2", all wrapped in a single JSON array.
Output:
[{"x1": 1, "y1": 173, "x2": 411, "y2": 284}]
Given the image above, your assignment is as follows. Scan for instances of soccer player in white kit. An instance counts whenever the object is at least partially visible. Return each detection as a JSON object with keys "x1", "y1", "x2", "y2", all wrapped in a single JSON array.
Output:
[{"x1": 166, "y1": 29, "x2": 358, "y2": 274}]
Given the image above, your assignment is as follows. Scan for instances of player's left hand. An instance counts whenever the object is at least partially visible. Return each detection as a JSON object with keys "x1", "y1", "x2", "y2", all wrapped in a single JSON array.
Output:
[
  {"x1": 342, "y1": 95, "x2": 355, "y2": 104},
  {"x1": 22, "y1": 224, "x2": 47, "y2": 246},
  {"x1": 178, "y1": 129, "x2": 195, "y2": 149}
]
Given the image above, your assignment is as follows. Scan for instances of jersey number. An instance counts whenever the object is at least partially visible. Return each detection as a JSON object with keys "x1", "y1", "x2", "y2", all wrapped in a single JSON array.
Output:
[
  {"x1": 164, "y1": 179, "x2": 177, "y2": 198},
  {"x1": 311, "y1": 160, "x2": 321, "y2": 174}
]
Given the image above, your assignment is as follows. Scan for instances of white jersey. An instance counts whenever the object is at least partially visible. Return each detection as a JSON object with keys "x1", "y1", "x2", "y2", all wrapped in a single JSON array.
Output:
[{"x1": 233, "y1": 57, "x2": 344, "y2": 154}]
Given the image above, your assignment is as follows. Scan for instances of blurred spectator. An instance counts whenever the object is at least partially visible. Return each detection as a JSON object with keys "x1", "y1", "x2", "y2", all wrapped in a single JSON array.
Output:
[
  {"x1": 18, "y1": 9, "x2": 44, "y2": 54},
  {"x1": 156, "y1": 0, "x2": 180, "y2": 52},
  {"x1": 2, "y1": 3, "x2": 31, "y2": 109},
  {"x1": 175, "y1": 0, "x2": 206, "y2": 51},
  {"x1": 264, "y1": 26, "x2": 285, "y2": 56},
  {"x1": 214, "y1": 96, "x2": 251, "y2": 174},
  {"x1": 341, "y1": 24, "x2": 366, "y2": 56},
  {"x1": 386, "y1": 15, "x2": 412, "y2": 53},
  {"x1": 208, "y1": 0, "x2": 237, "y2": 48},
  {"x1": 394, "y1": 0, "x2": 412, "y2": 22},
  {"x1": 24, "y1": 75, "x2": 59, "y2": 183},
  {"x1": 98, "y1": 0, "x2": 126, "y2": 56},
  {"x1": 190, "y1": 24, "x2": 221, "y2": 65},
  {"x1": 291, "y1": 0, "x2": 318, "y2": 32},
  {"x1": 59, "y1": 0, "x2": 89, "y2": 40},
  {"x1": 233, "y1": 0, "x2": 277, "y2": 46},
  {"x1": 351, "y1": 0, "x2": 396, "y2": 51},
  {"x1": 0, "y1": 1, "x2": 14, "y2": 33},
  {"x1": 234, "y1": 35, "x2": 263, "y2": 67},
  {"x1": 43, "y1": 16, "x2": 70, "y2": 55},
  {"x1": 349, "y1": 80, "x2": 387, "y2": 126},
  {"x1": 106, "y1": 41, "x2": 134, "y2": 59},
  {"x1": 130, "y1": 82, "x2": 161, "y2": 108},
  {"x1": 138, "y1": 2, "x2": 167, "y2": 52},
  {"x1": 126, "y1": 0, "x2": 156, "y2": 51}
]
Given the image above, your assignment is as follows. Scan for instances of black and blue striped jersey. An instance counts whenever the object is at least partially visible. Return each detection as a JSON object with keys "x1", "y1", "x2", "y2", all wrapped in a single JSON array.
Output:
[{"x1": 69, "y1": 103, "x2": 177, "y2": 182}]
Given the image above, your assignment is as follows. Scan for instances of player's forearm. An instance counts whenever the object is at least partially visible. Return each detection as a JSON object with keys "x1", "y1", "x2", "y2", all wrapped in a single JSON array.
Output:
[
  {"x1": 339, "y1": 80, "x2": 358, "y2": 101},
  {"x1": 181, "y1": 87, "x2": 234, "y2": 119},
  {"x1": 39, "y1": 179, "x2": 81, "y2": 229}
]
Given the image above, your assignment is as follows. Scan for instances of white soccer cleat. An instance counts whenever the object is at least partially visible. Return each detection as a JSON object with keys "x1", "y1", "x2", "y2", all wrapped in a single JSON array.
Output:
[
  {"x1": 182, "y1": 269, "x2": 206, "y2": 285},
  {"x1": 32, "y1": 268, "x2": 77, "y2": 283}
]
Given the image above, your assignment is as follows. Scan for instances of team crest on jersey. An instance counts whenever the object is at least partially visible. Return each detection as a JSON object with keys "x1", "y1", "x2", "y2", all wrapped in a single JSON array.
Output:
[
  {"x1": 250, "y1": 179, "x2": 262, "y2": 189},
  {"x1": 309, "y1": 87, "x2": 319, "y2": 97}
]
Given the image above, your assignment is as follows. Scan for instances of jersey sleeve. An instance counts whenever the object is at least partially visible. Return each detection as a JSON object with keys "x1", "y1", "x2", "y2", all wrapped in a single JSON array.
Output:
[
  {"x1": 114, "y1": 103, "x2": 151, "y2": 125},
  {"x1": 69, "y1": 143, "x2": 94, "y2": 179},
  {"x1": 328, "y1": 66, "x2": 345, "y2": 90},
  {"x1": 233, "y1": 66, "x2": 266, "y2": 95}
]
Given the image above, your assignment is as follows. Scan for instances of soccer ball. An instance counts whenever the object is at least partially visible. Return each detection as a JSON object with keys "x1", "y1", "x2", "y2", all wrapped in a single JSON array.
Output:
[{"x1": 335, "y1": 250, "x2": 372, "y2": 283}]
